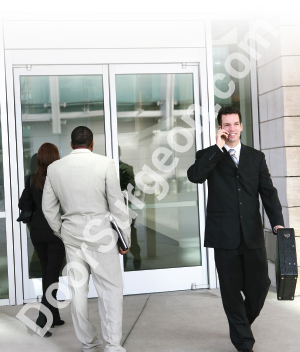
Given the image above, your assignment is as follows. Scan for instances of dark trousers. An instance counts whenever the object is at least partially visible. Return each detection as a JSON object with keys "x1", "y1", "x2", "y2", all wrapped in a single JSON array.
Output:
[
  {"x1": 30, "y1": 227, "x2": 65, "y2": 326},
  {"x1": 124, "y1": 220, "x2": 141, "y2": 270},
  {"x1": 214, "y1": 239, "x2": 270, "y2": 351}
]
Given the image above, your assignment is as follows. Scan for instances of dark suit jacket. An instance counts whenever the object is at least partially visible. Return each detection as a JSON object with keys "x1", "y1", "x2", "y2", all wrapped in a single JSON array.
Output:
[
  {"x1": 19, "y1": 175, "x2": 51, "y2": 230},
  {"x1": 119, "y1": 160, "x2": 135, "y2": 192},
  {"x1": 187, "y1": 144, "x2": 284, "y2": 250}
]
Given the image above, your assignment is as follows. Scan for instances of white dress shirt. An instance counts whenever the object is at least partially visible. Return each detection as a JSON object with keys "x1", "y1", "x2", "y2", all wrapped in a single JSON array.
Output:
[
  {"x1": 223, "y1": 142, "x2": 241, "y2": 163},
  {"x1": 216, "y1": 142, "x2": 241, "y2": 162}
]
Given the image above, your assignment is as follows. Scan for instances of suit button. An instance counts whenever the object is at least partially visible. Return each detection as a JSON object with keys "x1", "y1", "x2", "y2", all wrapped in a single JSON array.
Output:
[
  {"x1": 240, "y1": 202, "x2": 242, "y2": 205},
  {"x1": 238, "y1": 189, "x2": 241, "y2": 192},
  {"x1": 237, "y1": 175, "x2": 240, "y2": 178},
  {"x1": 241, "y1": 216, "x2": 243, "y2": 219}
]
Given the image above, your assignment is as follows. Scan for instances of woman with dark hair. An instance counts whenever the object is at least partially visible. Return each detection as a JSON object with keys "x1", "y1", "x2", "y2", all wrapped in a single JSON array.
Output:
[{"x1": 19, "y1": 143, "x2": 65, "y2": 338}]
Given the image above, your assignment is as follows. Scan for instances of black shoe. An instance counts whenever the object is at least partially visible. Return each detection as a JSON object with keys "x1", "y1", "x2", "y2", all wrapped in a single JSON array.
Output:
[
  {"x1": 51, "y1": 319, "x2": 65, "y2": 328},
  {"x1": 43, "y1": 331, "x2": 52, "y2": 338},
  {"x1": 238, "y1": 349, "x2": 254, "y2": 352}
]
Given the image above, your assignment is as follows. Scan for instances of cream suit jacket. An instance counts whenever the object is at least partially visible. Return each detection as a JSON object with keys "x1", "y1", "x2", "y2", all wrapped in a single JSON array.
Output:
[{"x1": 42, "y1": 149, "x2": 131, "y2": 253}]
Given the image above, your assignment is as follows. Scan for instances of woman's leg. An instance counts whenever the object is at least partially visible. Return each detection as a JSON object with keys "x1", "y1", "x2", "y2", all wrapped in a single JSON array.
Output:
[
  {"x1": 30, "y1": 229, "x2": 48, "y2": 327},
  {"x1": 45, "y1": 237, "x2": 65, "y2": 322},
  {"x1": 31, "y1": 228, "x2": 65, "y2": 326}
]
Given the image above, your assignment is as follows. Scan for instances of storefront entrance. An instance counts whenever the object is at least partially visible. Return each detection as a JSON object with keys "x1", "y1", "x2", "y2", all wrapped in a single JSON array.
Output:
[{"x1": 10, "y1": 59, "x2": 210, "y2": 303}]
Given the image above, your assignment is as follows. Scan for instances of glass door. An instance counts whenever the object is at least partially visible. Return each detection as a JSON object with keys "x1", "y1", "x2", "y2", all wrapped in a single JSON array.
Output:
[
  {"x1": 109, "y1": 64, "x2": 208, "y2": 294},
  {"x1": 13, "y1": 65, "x2": 112, "y2": 301},
  {"x1": 0, "y1": 104, "x2": 13, "y2": 306},
  {"x1": 13, "y1": 63, "x2": 208, "y2": 300}
]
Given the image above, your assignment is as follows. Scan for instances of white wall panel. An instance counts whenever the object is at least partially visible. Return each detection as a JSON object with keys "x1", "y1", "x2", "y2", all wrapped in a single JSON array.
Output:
[
  {"x1": 4, "y1": 20, "x2": 206, "y2": 49},
  {"x1": 257, "y1": 57, "x2": 282, "y2": 94},
  {"x1": 9, "y1": 48, "x2": 203, "y2": 66}
]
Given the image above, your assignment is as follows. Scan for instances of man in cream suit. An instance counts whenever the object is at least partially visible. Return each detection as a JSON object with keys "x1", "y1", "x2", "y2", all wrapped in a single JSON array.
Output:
[{"x1": 42, "y1": 126, "x2": 130, "y2": 352}]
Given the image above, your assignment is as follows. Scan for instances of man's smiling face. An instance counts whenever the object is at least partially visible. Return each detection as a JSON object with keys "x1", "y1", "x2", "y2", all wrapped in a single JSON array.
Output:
[{"x1": 220, "y1": 113, "x2": 243, "y2": 147}]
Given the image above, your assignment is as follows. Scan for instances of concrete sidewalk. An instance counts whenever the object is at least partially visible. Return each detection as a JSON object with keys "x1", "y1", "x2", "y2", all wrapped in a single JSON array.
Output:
[{"x1": 0, "y1": 289, "x2": 299, "y2": 352}]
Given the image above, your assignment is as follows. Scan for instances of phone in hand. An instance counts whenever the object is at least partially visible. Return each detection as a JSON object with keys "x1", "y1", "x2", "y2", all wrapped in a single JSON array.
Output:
[{"x1": 219, "y1": 127, "x2": 228, "y2": 140}]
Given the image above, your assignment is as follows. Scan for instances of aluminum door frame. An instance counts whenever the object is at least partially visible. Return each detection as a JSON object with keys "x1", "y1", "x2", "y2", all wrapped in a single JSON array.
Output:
[
  {"x1": 12, "y1": 64, "x2": 112, "y2": 302},
  {"x1": 0, "y1": 28, "x2": 15, "y2": 306},
  {"x1": 109, "y1": 62, "x2": 209, "y2": 294}
]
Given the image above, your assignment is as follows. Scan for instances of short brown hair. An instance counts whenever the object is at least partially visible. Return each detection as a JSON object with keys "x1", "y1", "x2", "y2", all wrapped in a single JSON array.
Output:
[
  {"x1": 32, "y1": 143, "x2": 60, "y2": 190},
  {"x1": 217, "y1": 106, "x2": 242, "y2": 126}
]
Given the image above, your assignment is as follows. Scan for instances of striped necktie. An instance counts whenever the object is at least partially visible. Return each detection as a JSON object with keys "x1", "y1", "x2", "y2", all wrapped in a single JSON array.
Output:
[{"x1": 228, "y1": 149, "x2": 239, "y2": 168}]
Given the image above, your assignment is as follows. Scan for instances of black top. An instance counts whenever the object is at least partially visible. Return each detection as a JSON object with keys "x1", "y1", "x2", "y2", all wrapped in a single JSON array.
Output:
[
  {"x1": 187, "y1": 144, "x2": 284, "y2": 250},
  {"x1": 19, "y1": 175, "x2": 51, "y2": 230}
]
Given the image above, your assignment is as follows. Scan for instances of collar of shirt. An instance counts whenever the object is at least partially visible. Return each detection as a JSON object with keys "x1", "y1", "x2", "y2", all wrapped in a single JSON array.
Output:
[
  {"x1": 224, "y1": 142, "x2": 241, "y2": 162},
  {"x1": 70, "y1": 148, "x2": 91, "y2": 155}
]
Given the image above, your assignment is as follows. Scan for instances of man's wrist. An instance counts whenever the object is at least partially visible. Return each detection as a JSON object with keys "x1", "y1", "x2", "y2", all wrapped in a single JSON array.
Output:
[
  {"x1": 216, "y1": 143, "x2": 224, "y2": 152},
  {"x1": 273, "y1": 225, "x2": 284, "y2": 233}
]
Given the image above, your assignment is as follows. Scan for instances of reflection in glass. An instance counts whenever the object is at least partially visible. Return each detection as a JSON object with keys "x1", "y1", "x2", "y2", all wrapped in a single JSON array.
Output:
[
  {"x1": 20, "y1": 75, "x2": 106, "y2": 278},
  {"x1": 119, "y1": 147, "x2": 142, "y2": 270},
  {"x1": 0, "y1": 219, "x2": 8, "y2": 299},
  {"x1": 116, "y1": 74, "x2": 201, "y2": 271},
  {"x1": 211, "y1": 21, "x2": 253, "y2": 147},
  {"x1": 0, "y1": 101, "x2": 8, "y2": 299},
  {"x1": 0, "y1": 125, "x2": 5, "y2": 211}
]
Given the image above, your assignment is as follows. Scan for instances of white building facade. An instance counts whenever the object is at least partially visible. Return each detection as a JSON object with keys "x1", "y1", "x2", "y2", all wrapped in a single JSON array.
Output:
[{"x1": 0, "y1": 13, "x2": 298, "y2": 306}]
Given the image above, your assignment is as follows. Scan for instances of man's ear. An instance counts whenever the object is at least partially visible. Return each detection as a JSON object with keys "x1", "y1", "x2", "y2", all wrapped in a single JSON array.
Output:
[
  {"x1": 240, "y1": 123, "x2": 243, "y2": 132},
  {"x1": 70, "y1": 141, "x2": 74, "y2": 149}
]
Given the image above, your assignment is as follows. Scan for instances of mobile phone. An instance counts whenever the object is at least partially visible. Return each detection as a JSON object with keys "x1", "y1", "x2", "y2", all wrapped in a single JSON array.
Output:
[{"x1": 219, "y1": 128, "x2": 228, "y2": 139}]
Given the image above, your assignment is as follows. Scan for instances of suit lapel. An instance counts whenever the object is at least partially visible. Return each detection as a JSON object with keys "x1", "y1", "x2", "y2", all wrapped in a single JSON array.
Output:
[
  {"x1": 238, "y1": 144, "x2": 249, "y2": 172},
  {"x1": 221, "y1": 147, "x2": 236, "y2": 169}
]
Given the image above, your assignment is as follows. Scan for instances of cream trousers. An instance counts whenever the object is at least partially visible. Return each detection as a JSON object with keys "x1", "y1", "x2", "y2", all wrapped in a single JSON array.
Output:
[{"x1": 65, "y1": 243, "x2": 126, "y2": 352}]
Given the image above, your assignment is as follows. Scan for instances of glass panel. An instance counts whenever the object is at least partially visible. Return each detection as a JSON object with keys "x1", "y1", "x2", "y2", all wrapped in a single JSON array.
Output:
[
  {"x1": 0, "y1": 127, "x2": 5, "y2": 211},
  {"x1": 211, "y1": 21, "x2": 253, "y2": 147},
  {"x1": 20, "y1": 75, "x2": 105, "y2": 278},
  {"x1": 0, "y1": 218, "x2": 8, "y2": 299},
  {"x1": 116, "y1": 73, "x2": 201, "y2": 271},
  {"x1": 0, "y1": 100, "x2": 8, "y2": 299}
]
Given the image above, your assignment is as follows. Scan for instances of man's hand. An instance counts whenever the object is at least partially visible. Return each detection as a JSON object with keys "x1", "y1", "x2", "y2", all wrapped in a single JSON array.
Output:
[
  {"x1": 119, "y1": 247, "x2": 129, "y2": 255},
  {"x1": 216, "y1": 128, "x2": 229, "y2": 149},
  {"x1": 274, "y1": 225, "x2": 284, "y2": 233}
]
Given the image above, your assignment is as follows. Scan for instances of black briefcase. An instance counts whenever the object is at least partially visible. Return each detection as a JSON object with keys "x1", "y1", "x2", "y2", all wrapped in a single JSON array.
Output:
[
  {"x1": 275, "y1": 228, "x2": 298, "y2": 300},
  {"x1": 108, "y1": 214, "x2": 129, "y2": 252}
]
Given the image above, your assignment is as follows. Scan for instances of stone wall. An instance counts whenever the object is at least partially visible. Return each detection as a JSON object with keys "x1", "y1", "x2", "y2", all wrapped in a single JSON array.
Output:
[{"x1": 256, "y1": 17, "x2": 300, "y2": 294}]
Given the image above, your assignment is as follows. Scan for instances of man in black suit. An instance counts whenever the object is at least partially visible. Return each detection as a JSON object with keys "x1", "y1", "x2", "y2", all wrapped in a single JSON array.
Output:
[{"x1": 187, "y1": 106, "x2": 284, "y2": 352}]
